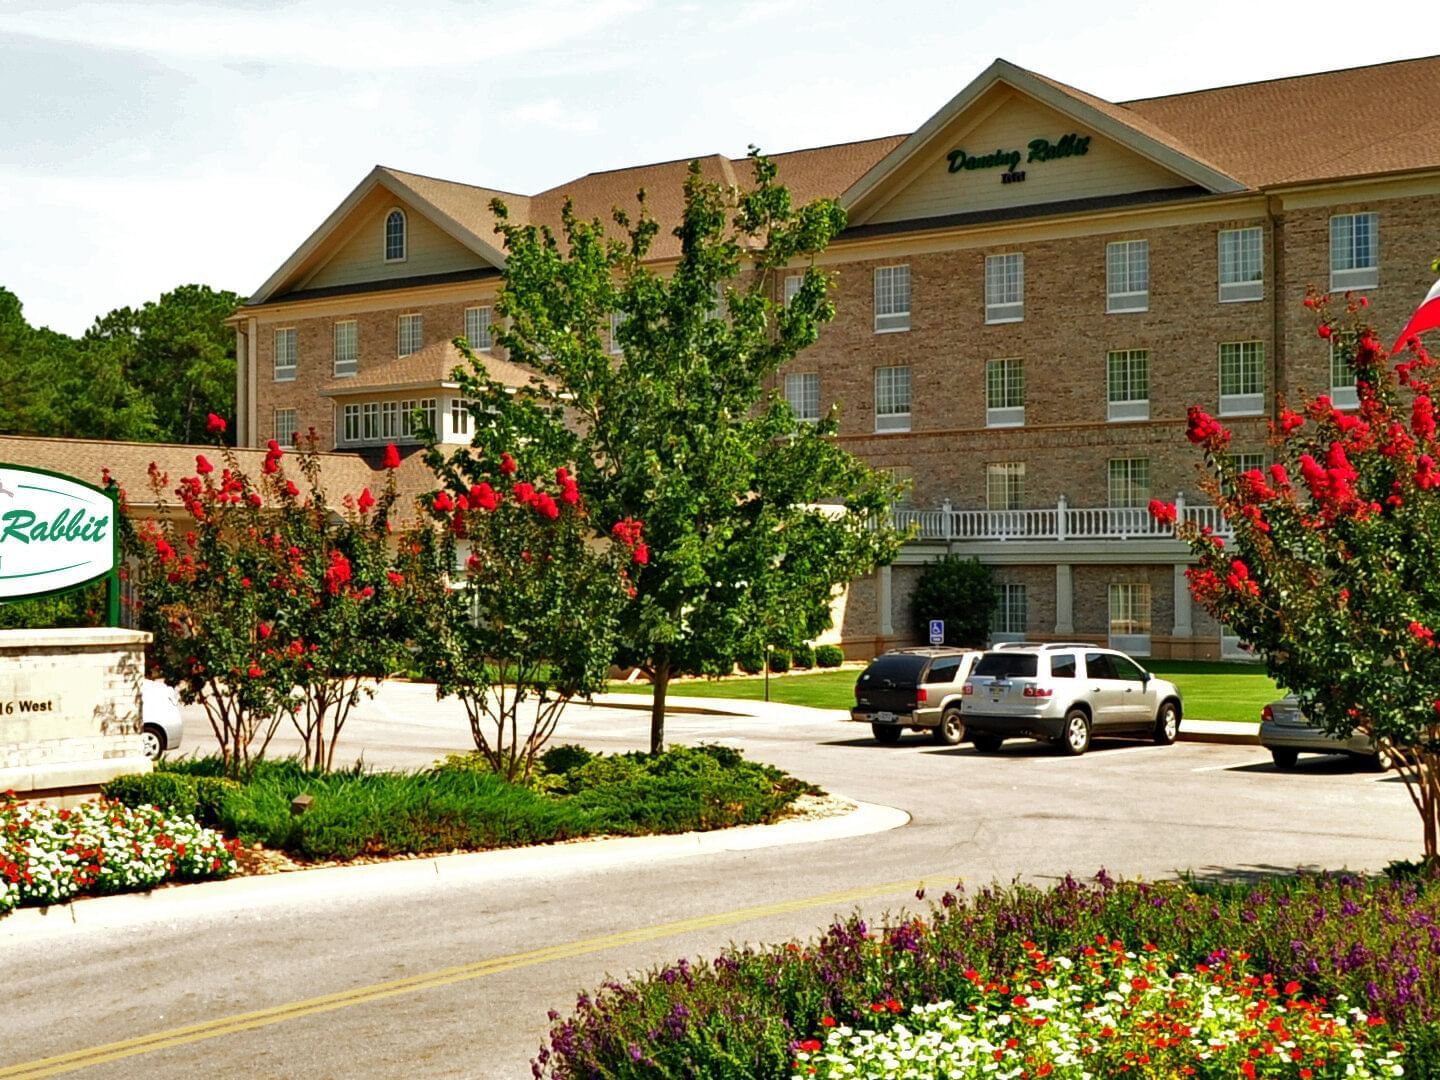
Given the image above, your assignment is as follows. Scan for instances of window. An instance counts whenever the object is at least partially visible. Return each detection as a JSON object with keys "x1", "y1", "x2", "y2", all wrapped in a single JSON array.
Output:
[
  {"x1": 985, "y1": 358, "x2": 1025, "y2": 427},
  {"x1": 384, "y1": 209, "x2": 407, "y2": 262},
  {"x1": 783, "y1": 274, "x2": 803, "y2": 307},
  {"x1": 986, "y1": 462, "x2": 1025, "y2": 510},
  {"x1": 925, "y1": 657, "x2": 963, "y2": 684},
  {"x1": 1330, "y1": 333, "x2": 1359, "y2": 409},
  {"x1": 1049, "y1": 653, "x2": 1077, "y2": 679},
  {"x1": 380, "y1": 401, "x2": 400, "y2": 440},
  {"x1": 874, "y1": 365, "x2": 911, "y2": 432},
  {"x1": 1108, "y1": 457, "x2": 1151, "y2": 508},
  {"x1": 1330, "y1": 212, "x2": 1378, "y2": 290},
  {"x1": 1106, "y1": 349, "x2": 1149, "y2": 422},
  {"x1": 342, "y1": 404, "x2": 361, "y2": 444},
  {"x1": 361, "y1": 402, "x2": 380, "y2": 441},
  {"x1": 984, "y1": 253, "x2": 1024, "y2": 323},
  {"x1": 420, "y1": 397, "x2": 438, "y2": 435},
  {"x1": 874, "y1": 265, "x2": 911, "y2": 332},
  {"x1": 397, "y1": 313, "x2": 423, "y2": 357},
  {"x1": 1234, "y1": 452, "x2": 1265, "y2": 475},
  {"x1": 1106, "y1": 240, "x2": 1149, "y2": 313},
  {"x1": 1108, "y1": 583, "x2": 1153, "y2": 651},
  {"x1": 451, "y1": 398, "x2": 470, "y2": 437},
  {"x1": 273, "y1": 409, "x2": 297, "y2": 448},
  {"x1": 784, "y1": 372, "x2": 820, "y2": 423},
  {"x1": 1219, "y1": 341, "x2": 1265, "y2": 416},
  {"x1": 608, "y1": 310, "x2": 626, "y2": 355},
  {"x1": 333, "y1": 320, "x2": 357, "y2": 377},
  {"x1": 273, "y1": 328, "x2": 297, "y2": 381},
  {"x1": 1218, "y1": 227, "x2": 1263, "y2": 302},
  {"x1": 992, "y1": 583, "x2": 1027, "y2": 637},
  {"x1": 464, "y1": 306, "x2": 493, "y2": 352}
]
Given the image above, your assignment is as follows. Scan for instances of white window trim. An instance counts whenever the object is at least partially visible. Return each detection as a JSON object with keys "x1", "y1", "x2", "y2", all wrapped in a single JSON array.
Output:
[
  {"x1": 384, "y1": 207, "x2": 408, "y2": 264},
  {"x1": 985, "y1": 462, "x2": 1026, "y2": 511},
  {"x1": 1217, "y1": 227, "x2": 1264, "y2": 304},
  {"x1": 272, "y1": 409, "x2": 297, "y2": 447},
  {"x1": 1330, "y1": 339, "x2": 1360, "y2": 410},
  {"x1": 874, "y1": 366, "x2": 912, "y2": 433},
  {"x1": 333, "y1": 320, "x2": 358, "y2": 378},
  {"x1": 992, "y1": 582, "x2": 1028, "y2": 639},
  {"x1": 1106, "y1": 349, "x2": 1150, "y2": 423},
  {"x1": 1218, "y1": 341, "x2": 1265, "y2": 418},
  {"x1": 985, "y1": 359, "x2": 1025, "y2": 429},
  {"x1": 784, "y1": 372, "x2": 821, "y2": 423},
  {"x1": 273, "y1": 327, "x2": 297, "y2": 382},
  {"x1": 873, "y1": 265, "x2": 911, "y2": 333},
  {"x1": 1108, "y1": 582, "x2": 1153, "y2": 655},
  {"x1": 782, "y1": 274, "x2": 803, "y2": 308},
  {"x1": 608, "y1": 310, "x2": 626, "y2": 356},
  {"x1": 464, "y1": 305, "x2": 494, "y2": 353},
  {"x1": 984, "y1": 253, "x2": 1024, "y2": 324},
  {"x1": 397, "y1": 312, "x2": 423, "y2": 358},
  {"x1": 1329, "y1": 213, "x2": 1379, "y2": 292},
  {"x1": 1106, "y1": 240, "x2": 1150, "y2": 314}
]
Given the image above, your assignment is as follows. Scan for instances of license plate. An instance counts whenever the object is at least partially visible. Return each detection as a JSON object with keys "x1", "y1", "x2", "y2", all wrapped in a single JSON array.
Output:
[{"x1": 873, "y1": 711, "x2": 896, "y2": 723}]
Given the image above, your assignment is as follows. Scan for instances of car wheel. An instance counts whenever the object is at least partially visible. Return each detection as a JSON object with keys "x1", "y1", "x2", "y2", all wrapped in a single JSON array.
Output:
[
  {"x1": 971, "y1": 733, "x2": 1005, "y2": 754},
  {"x1": 871, "y1": 723, "x2": 903, "y2": 745},
  {"x1": 140, "y1": 725, "x2": 165, "y2": 761},
  {"x1": 1057, "y1": 710, "x2": 1091, "y2": 756},
  {"x1": 933, "y1": 708, "x2": 965, "y2": 746},
  {"x1": 1270, "y1": 747, "x2": 1299, "y2": 770},
  {"x1": 1153, "y1": 701, "x2": 1180, "y2": 746}
]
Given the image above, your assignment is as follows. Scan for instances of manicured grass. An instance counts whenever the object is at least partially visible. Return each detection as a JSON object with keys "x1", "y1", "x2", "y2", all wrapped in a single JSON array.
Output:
[{"x1": 611, "y1": 658, "x2": 1282, "y2": 723}]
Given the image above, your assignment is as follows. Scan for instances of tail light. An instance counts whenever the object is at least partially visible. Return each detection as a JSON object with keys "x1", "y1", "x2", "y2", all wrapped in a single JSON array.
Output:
[
  {"x1": 962, "y1": 684, "x2": 974, "y2": 696},
  {"x1": 916, "y1": 687, "x2": 928, "y2": 704},
  {"x1": 1261, "y1": 705, "x2": 1273, "y2": 722},
  {"x1": 855, "y1": 683, "x2": 863, "y2": 701},
  {"x1": 1023, "y1": 686, "x2": 1053, "y2": 699}
]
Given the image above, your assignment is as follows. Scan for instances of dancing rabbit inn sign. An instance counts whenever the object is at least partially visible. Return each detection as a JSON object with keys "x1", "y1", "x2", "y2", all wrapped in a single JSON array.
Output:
[{"x1": 0, "y1": 464, "x2": 153, "y2": 803}]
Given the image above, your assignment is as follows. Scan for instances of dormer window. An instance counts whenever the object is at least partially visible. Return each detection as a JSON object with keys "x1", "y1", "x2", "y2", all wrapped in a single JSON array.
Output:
[{"x1": 384, "y1": 209, "x2": 407, "y2": 262}]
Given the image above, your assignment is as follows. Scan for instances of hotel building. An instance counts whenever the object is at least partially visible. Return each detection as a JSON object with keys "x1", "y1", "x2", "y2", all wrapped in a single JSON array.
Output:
[{"x1": 229, "y1": 56, "x2": 1440, "y2": 659}]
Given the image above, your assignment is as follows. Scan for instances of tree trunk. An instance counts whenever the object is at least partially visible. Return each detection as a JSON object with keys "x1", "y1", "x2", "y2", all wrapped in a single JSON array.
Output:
[{"x1": 650, "y1": 657, "x2": 671, "y2": 754}]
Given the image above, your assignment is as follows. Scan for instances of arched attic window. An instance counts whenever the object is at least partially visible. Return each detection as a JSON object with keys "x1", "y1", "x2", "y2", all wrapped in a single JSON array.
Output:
[{"x1": 384, "y1": 209, "x2": 407, "y2": 262}]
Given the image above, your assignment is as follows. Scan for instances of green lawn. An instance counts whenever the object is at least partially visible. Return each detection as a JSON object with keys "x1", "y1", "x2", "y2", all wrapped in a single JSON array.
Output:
[{"x1": 609, "y1": 658, "x2": 1282, "y2": 723}]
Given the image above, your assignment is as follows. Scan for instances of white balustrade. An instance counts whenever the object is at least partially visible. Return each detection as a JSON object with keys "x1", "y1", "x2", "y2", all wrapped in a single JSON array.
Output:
[{"x1": 893, "y1": 498, "x2": 1231, "y2": 542}]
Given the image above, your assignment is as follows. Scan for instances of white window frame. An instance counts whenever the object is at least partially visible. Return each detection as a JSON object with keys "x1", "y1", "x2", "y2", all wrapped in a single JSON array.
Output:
[
  {"x1": 341, "y1": 404, "x2": 361, "y2": 445},
  {"x1": 874, "y1": 265, "x2": 911, "y2": 333},
  {"x1": 380, "y1": 401, "x2": 400, "y2": 440},
  {"x1": 992, "y1": 583, "x2": 1028, "y2": 640},
  {"x1": 272, "y1": 409, "x2": 297, "y2": 448},
  {"x1": 984, "y1": 253, "x2": 1024, "y2": 324},
  {"x1": 1219, "y1": 340, "x2": 1265, "y2": 417},
  {"x1": 1106, "y1": 349, "x2": 1150, "y2": 422},
  {"x1": 1330, "y1": 213, "x2": 1379, "y2": 291},
  {"x1": 333, "y1": 320, "x2": 358, "y2": 378},
  {"x1": 1108, "y1": 582, "x2": 1152, "y2": 655},
  {"x1": 783, "y1": 274, "x2": 803, "y2": 308},
  {"x1": 1218, "y1": 227, "x2": 1264, "y2": 303},
  {"x1": 1107, "y1": 457, "x2": 1151, "y2": 509},
  {"x1": 608, "y1": 310, "x2": 626, "y2": 355},
  {"x1": 1106, "y1": 240, "x2": 1149, "y2": 314},
  {"x1": 450, "y1": 397, "x2": 470, "y2": 438},
  {"x1": 784, "y1": 372, "x2": 820, "y2": 423},
  {"x1": 874, "y1": 365, "x2": 912, "y2": 432},
  {"x1": 985, "y1": 462, "x2": 1025, "y2": 511},
  {"x1": 384, "y1": 208, "x2": 407, "y2": 263},
  {"x1": 420, "y1": 397, "x2": 438, "y2": 436},
  {"x1": 464, "y1": 306, "x2": 493, "y2": 352},
  {"x1": 272, "y1": 327, "x2": 297, "y2": 382},
  {"x1": 985, "y1": 358, "x2": 1025, "y2": 428},
  {"x1": 1234, "y1": 452, "x2": 1265, "y2": 475},
  {"x1": 397, "y1": 313, "x2": 423, "y2": 358},
  {"x1": 1330, "y1": 334, "x2": 1360, "y2": 410},
  {"x1": 361, "y1": 402, "x2": 380, "y2": 442}
]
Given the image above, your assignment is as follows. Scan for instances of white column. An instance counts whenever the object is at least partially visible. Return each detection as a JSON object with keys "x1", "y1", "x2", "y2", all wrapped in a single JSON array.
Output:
[
  {"x1": 1172, "y1": 563, "x2": 1193, "y2": 638},
  {"x1": 234, "y1": 326, "x2": 248, "y2": 446},
  {"x1": 246, "y1": 317, "x2": 259, "y2": 447},
  {"x1": 878, "y1": 565, "x2": 894, "y2": 638},
  {"x1": 1054, "y1": 563, "x2": 1074, "y2": 635}
]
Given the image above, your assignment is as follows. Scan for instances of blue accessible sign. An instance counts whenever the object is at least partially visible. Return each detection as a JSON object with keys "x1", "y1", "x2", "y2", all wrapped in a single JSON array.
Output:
[{"x1": 929, "y1": 619, "x2": 945, "y2": 645}]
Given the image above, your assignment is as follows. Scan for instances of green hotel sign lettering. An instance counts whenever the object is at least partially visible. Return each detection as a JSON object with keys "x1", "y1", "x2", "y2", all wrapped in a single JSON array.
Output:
[
  {"x1": 0, "y1": 464, "x2": 119, "y2": 607},
  {"x1": 947, "y1": 133, "x2": 1092, "y2": 176}
]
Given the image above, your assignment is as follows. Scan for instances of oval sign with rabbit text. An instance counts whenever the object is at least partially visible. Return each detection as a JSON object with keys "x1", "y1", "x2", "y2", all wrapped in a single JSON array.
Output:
[{"x1": 0, "y1": 465, "x2": 117, "y2": 599}]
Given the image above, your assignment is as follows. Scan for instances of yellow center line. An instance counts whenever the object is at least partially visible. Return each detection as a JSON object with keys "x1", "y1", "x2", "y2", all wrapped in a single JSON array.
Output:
[{"x1": 0, "y1": 874, "x2": 942, "y2": 1079}]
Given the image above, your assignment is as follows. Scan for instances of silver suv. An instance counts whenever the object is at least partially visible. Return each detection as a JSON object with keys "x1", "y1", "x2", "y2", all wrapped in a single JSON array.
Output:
[
  {"x1": 851, "y1": 647, "x2": 983, "y2": 745},
  {"x1": 961, "y1": 643, "x2": 1182, "y2": 756}
]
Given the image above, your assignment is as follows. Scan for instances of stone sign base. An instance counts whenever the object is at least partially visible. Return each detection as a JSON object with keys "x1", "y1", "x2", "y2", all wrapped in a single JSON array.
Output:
[{"x1": 0, "y1": 627, "x2": 153, "y2": 805}]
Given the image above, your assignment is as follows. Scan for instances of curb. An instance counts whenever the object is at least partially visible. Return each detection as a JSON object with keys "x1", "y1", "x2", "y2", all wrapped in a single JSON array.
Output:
[
  {"x1": 1178, "y1": 725, "x2": 1261, "y2": 746},
  {"x1": 0, "y1": 798, "x2": 909, "y2": 942}
]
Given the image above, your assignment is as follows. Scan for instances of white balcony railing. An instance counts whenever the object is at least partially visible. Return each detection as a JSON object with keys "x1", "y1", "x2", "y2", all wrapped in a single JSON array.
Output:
[{"x1": 893, "y1": 495, "x2": 1230, "y2": 543}]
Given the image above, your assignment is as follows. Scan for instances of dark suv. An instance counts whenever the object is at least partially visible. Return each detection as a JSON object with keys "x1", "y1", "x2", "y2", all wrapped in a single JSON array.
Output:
[{"x1": 850, "y1": 648, "x2": 982, "y2": 745}]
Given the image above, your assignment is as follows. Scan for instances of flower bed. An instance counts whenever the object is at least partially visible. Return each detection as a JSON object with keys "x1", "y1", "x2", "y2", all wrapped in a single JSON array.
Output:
[
  {"x1": 0, "y1": 792, "x2": 239, "y2": 914},
  {"x1": 795, "y1": 943, "x2": 1402, "y2": 1079}
]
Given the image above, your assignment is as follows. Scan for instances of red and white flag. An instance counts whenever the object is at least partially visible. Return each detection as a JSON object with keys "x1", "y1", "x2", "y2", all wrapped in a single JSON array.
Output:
[{"x1": 1393, "y1": 276, "x2": 1440, "y2": 353}]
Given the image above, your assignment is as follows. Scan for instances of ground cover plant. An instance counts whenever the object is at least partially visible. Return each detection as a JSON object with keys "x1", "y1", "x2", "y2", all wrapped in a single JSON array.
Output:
[
  {"x1": 102, "y1": 745, "x2": 818, "y2": 862},
  {"x1": 0, "y1": 791, "x2": 238, "y2": 915},
  {"x1": 533, "y1": 871, "x2": 1439, "y2": 1077}
]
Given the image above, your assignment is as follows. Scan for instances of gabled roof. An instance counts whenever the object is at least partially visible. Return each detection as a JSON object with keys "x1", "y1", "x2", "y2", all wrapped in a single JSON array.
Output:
[
  {"x1": 247, "y1": 166, "x2": 517, "y2": 305},
  {"x1": 841, "y1": 58, "x2": 1246, "y2": 221},
  {"x1": 318, "y1": 340, "x2": 543, "y2": 397}
]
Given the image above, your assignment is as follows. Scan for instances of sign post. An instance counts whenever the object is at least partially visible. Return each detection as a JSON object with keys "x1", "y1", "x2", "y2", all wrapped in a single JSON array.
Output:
[{"x1": 929, "y1": 619, "x2": 945, "y2": 646}]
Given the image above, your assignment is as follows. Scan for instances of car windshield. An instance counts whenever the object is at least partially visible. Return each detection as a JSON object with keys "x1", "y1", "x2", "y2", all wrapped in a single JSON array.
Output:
[
  {"x1": 973, "y1": 653, "x2": 1038, "y2": 678},
  {"x1": 859, "y1": 655, "x2": 929, "y2": 683}
]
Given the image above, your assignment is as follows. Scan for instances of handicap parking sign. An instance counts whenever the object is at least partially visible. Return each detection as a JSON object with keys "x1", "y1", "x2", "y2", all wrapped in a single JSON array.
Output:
[{"x1": 929, "y1": 619, "x2": 944, "y2": 645}]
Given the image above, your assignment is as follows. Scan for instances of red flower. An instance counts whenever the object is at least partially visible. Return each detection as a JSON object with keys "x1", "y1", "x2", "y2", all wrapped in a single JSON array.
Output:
[
  {"x1": 1278, "y1": 408, "x2": 1305, "y2": 436},
  {"x1": 246, "y1": 663, "x2": 263, "y2": 678},
  {"x1": 357, "y1": 487, "x2": 376, "y2": 513},
  {"x1": 324, "y1": 551, "x2": 352, "y2": 595},
  {"x1": 433, "y1": 491, "x2": 454, "y2": 512},
  {"x1": 195, "y1": 454, "x2": 214, "y2": 475},
  {"x1": 1409, "y1": 621, "x2": 1434, "y2": 647},
  {"x1": 500, "y1": 452, "x2": 517, "y2": 475},
  {"x1": 633, "y1": 542, "x2": 649, "y2": 566},
  {"x1": 1413, "y1": 395, "x2": 1435, "y2": 440},
  {"x1": 267, "y1": 439, "x2": 281, "y2": 454},
  {"x1": 386, "y1": 570, "x2": 405, "y2": 587},
  {"x1": 1147, "y1": 499, "x2": 1177, "y2": 526},
  {"x1": 796, "y1": 1040, "x2": 821, "y2": 1053},
  {"x1": 819, "y1": 1016, "x2": 836, "y2": 1028},
  {"x1": 285, "y1": 481, "x2": 300, "y2": 498},
  {"x1": 534, "y1": 492, "x2": 560, "y2": 519},
  {"x1": 471, "y1": 482, "x2": 501, "y2": 512},
  {"x1": 1318, "y1": 323, "x2": 1333, "y2": 340},
  {"x1": 262, "y1": 456, "x2": 279, "y2": 475},
  {"x1": 248, "y1": 492, "x2": 262, "y2": 508},
  {"x1": 466, "y1": 552, "x2": 482, "y2": 573},
  {"x1": 206, "y1": 413, "x2": 227, "y2": 435},
  {"x1": 383, "y1": 443, "x2": 402, "y2": 470},
  {"x1": 258, "y1": 623, "x2": 272, "y2": 640},
  {"x1": 1185, "y1": 406, "x2": 1230, "y2": 449}
]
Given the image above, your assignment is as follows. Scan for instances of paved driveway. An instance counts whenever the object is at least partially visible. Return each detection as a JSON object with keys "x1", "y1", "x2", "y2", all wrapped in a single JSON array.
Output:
[{"x1": 2, "y1": 683, "x2": 1418, "y2": 1078}]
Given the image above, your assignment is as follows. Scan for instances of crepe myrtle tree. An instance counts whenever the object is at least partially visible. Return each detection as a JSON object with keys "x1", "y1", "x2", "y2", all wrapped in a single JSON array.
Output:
[
  {"x1": 1155, "y1": 290, "x2": 1440, "y2": 861},
  {"x1": 435, "y1": 150, "x2": 903, "y2": 753},
  {"x1": 127, "y1": 419, "x2": 425, "y2": 776},
  {"x1": 413, "y1": 461, "x2": 636, "y2": 782}
]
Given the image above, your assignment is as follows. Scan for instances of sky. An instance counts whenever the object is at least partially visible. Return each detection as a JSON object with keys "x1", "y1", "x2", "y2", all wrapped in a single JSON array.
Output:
[{"x1": 0, "y1": 0, "x2": 1434, "y2": 335}]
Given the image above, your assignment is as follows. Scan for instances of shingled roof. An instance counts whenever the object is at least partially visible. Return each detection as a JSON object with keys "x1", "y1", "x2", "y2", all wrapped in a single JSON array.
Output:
[{"x1": 319, "y1": 340, "x2": 542, "y2": 396}]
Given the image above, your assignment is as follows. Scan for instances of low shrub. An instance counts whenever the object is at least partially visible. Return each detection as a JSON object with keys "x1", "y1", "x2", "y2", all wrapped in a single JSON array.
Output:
[
  {"x1": 767, "y1": 650, "x2": 791, "y2": 674},
  {"x1": 790, "y1": 643, "x2": 815, "y2": 669},
  {"x1": 102, "y1": 771, "x2": 200, "y2": 816},
  {"x1": 814, "y1": 644, "x2": 845, "y2": 668},
  {"x1": 533, "y1": 871, "x2": 1440, "y2": 1078},
  {"x1": 735, "y1": 647, "x2": 765, "y2": 675}
]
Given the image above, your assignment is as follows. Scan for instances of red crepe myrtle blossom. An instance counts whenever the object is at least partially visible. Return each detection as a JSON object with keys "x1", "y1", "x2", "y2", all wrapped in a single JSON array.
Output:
[
  {"x1": 386, "y1": 570, "x2": 405, "y2": 587},
  {"x1": 195, "y1": 454, "x2": 214, "y2": 476},
  {"x1": 258, "y1": 623, "x2": 272, "y2": 640},
  {"x1": 500, "y1": 452, "x2": 517, "y2": 475},
  {"x1": 470, "y1": 482, "x2": 501, "y2": 512},
  {"x1": 357, "y1": 488, "x2": 376, "y2": 513},
  {"x1": 247, "y1": 663, "x2": 263, "y2": 678},
  {"x1": 1185, "y1": 406, "x2": 1230, "y2": 449},
  {"x1": 324, "y1": 551, "x2": 352, "y2": 595},
  {"x1": 1410, "y1": 621, "x2": 1435, "y2": 647},
  {"x1": 383, "y1": 443, "x2": 402, "y2": 470},
  {"x1": 632, "y1": 542, "x2": 649, "y2": 565},
  {"x1": 285, "y1": 481, "x2": 300, "y2": 498},
  {"x1": 1414, "y1": 395, "x2": 1436, "y2": 440},
  {"x1": 1148, "y1": 499, "x2": 1178, "y2": 526},
  {"x1": 433, "y1": 491, "x2": 455, "y2": 512},
  {"x1": 206, "y1": 413, "x2": 227, "y2": 435}
]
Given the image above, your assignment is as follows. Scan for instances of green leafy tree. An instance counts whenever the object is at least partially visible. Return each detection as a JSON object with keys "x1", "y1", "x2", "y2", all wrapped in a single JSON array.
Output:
[
  {"x1": 443, "y1": 152, "x2": 902, "y2": 752},
  {"x1": 910, "y1": 555, "x2": 997, "y2": 647},
  {"x1": 414, "y1": 462, "x2": 634, "y2": 782},
  {"x1": 1163, "y1": 290, "x2": 1440, "y2": 861}
]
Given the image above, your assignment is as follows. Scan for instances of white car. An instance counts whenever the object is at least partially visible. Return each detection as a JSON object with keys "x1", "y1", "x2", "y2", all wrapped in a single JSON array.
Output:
[{"x1": 140, "y1": 680, "x2": 184, "y2": 760}]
